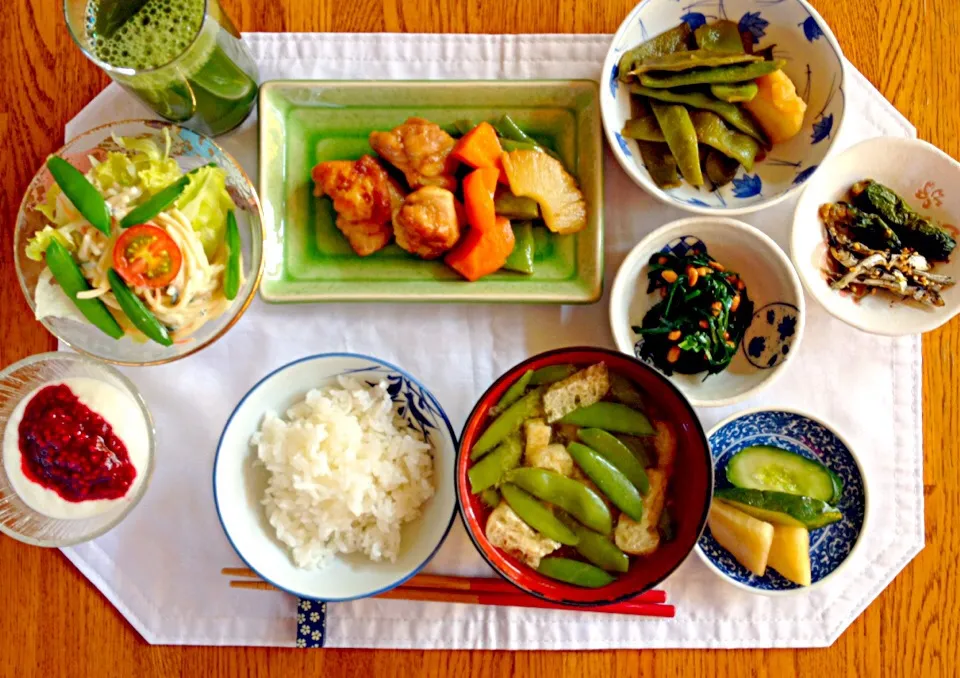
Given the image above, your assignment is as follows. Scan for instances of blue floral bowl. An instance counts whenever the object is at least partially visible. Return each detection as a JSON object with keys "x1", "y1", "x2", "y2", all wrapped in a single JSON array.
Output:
[
  {"x1": 695, "y1": 409, "x2": 869, "y2": 595},
  {"x1": 601, "y1": 0, "x2": 847, "y2": 215},
  {"x1": 213, "y1": 353, "x2": 458, "y2": 602}
]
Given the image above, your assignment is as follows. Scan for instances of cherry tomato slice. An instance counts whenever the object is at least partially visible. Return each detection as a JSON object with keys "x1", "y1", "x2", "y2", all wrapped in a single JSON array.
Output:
[{"x1": 112, "y1": 224, "x2": 183, "y2": 289}]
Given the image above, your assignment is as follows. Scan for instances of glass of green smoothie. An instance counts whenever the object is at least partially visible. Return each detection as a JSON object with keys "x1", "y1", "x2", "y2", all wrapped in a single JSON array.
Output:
[{"x1": 64, "y1": 0, "x2": 259, "y2": 136}]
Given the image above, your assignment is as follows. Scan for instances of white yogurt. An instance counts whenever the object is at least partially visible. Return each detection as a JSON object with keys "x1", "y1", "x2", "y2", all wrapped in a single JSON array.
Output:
[{"x1": 2, "y1": 377, "x2": 150, "y2": 520}]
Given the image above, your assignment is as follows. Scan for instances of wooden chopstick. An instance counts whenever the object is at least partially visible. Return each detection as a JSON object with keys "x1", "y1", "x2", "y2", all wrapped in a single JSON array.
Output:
[{"x1": 223, "y1": 568, "x2": 672, "y2": 617}]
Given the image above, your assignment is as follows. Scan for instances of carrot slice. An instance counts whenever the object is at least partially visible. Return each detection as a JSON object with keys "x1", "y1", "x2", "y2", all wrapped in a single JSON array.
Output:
[
  {"x1": 446, "y1": 215, "x2": 515, "y2": 282},
  {"x1": 451, "y1": 122, "x2": 507, "y2": 183},
  {"x1": 462, "y1": 167, "x2": 500, "y2": 234}
]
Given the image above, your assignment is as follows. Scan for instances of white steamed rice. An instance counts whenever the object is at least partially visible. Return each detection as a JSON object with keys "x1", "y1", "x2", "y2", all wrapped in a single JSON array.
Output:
[{"x1": 252, "y1": 376, "x2": 435, "y2": 569}]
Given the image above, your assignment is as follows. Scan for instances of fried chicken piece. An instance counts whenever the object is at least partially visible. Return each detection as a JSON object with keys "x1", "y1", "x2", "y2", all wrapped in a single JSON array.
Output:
[
  {"x1": 312, "y1": 156, "x2": 405, "y2": 256},
  {"x1": 392, "y1": 186, "x2": 463, "y2": 259},
  {"x1": 369, "y1": 118, "x2": 458, "y2": 191}
]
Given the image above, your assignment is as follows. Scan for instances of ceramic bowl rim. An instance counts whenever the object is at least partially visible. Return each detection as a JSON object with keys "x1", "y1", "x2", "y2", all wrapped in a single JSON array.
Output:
[
  {"x1": 600, "y1": 0, "x2": 849, "y2": 216},
  {"x1": 693, "y1": 405, "x2": 871, "y2": 597},
  {"x1": 455, "y1": 345, "x2": 714, "y2": 606},
  {"x1": 609, "y1": 215, "x2": 806, "y2": 407},
  {"x1": 212, "y1": 351, "x2": 459, "y2": 602},
  {"x1": 789, "y1": 136, "x2": 960, "y2": 336}
]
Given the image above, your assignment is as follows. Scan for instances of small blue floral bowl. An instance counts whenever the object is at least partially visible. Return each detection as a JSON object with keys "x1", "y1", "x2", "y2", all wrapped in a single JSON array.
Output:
[
  {"x1": 601, "y1": 0, "x2": 847, "y2": 215},
  {"x1": 695, "y1": 409, "x2": 869, "y2": 595},
  {"x1": 213, "y1": 353, "x2": 458, "y2": 602}
]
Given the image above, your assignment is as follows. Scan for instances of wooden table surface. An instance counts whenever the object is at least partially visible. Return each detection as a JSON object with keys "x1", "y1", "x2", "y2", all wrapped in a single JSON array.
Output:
[{"x1": 1, "y1": 1, "x2": 957, "y2": 676}]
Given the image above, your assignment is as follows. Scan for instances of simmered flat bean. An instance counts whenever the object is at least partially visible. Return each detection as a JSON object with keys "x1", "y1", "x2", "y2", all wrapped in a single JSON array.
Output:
[
  {"x1": 651, "y1": 101, "x2": 703, "y2": 186},
  {"x1": 695, "y1": 20, "x2": 745, "y2": 52},
  {"x1": 630, "y1": 50, "x2": 759, "y2": 74},
  {"x1": 637, "y1": 141, "x2": 682, "y2": 189},
  {"x1": 617, "y1": 23, "x2": 693, "y2": 81},
  {"x1": 710, "y1": 82, "x2": 759, "y2": 103},
  {"x1": 629, "y1": 85, "x2": 768, "y2": 145},
  {"x1": 639, "y1": 59, "x2": 785, "y2": 89},
  {"x1": 621, "y1": 115, "x2": 666, "y2": 142},
  {"x1": 690, "y1": 110, "x2": 761, "y2": 171},
  {"x1": 704, "y1": 149, "x2": 741, "y2": 188}
]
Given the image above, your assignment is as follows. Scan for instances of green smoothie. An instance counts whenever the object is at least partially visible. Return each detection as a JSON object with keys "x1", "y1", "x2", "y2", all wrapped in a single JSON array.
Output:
[{"x1": 83, "y1": 0, "x2": 259, "y2": 136}]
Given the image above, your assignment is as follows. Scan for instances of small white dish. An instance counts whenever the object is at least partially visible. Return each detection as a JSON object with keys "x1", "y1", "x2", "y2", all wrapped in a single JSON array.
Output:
[
  {"x1": 791, "y1": 136, "x2": 960, "y2": 335},
  {"x1": 695, "y1": 408, "x2": 869, "y2": 596},
  {"x1": 213, "y1": 353, "x2": 457, "y2": 602},
  {"x1": 610, "y1": 216, "x2": 805, "y2": 407},
  {"x1": 601, "y1": 0, "x2": 847, "y2": 215}
]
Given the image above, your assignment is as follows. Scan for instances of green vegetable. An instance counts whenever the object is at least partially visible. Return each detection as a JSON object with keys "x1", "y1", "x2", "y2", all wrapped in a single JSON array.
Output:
[
  {"x1": 621, "y1": 115, "x2": 666, "y2": 142},
  {"x1": 537, "y1": 556, "x2": 616, "y2": 587},
  {"x1": 639, "y1": 59, "x2": 785, "y2": 89},
  {"x1": 714, "y1": 488, "x2": 843, "y2": 530},
  {"x1": 689, "y1": 111, "x2": 761, "y2": 172},
  {"x1": 480, "y1": 488, "x2": 500, "y2": 508},
  {"x1": 630, "y1": 85, "x2": 768, "y2": 145},
  {"x1": 634, "y1": 249, "x2": 754, "y2": 376},
  {"x1": 617, "y1": 23, "x2": 693, "y2": 81},
  {"x1": 650, "y1": 101, "x2": 703, "y2": 186},
  {"x1": 578, "y1": 429, "x2": 650, "y2": 495},
  {"x1": 710, "y1": 82, "x2": 759, "y2": 103},
  {"x1": 472, "y1": 388, "x2": 543, "y2": 459},
  {"x1": 107, "y1": 269, "x2": 173, "y2": 346},
  {"x1": 726, "y1": 445, "x2": 843, "y2": 504},
  {"x1": 529, "y1": 364, "x2": 576, "y2": 386},
  {"x1": 559, "y1": 402, "x2": 655, "y2": 436},
  {"x1": 175, "y1": 165, "x2": 237, "y2": 258},
  {"x1": 694, "y1": 20, "x2": 745, "y2": 52},
  {"x1": 468, "y1": 435, "x2": 523, "y2": 493},
  {"x1": 453, "y1": 119, "x2": 476, "y2": 136},
  {"x1": 501, "y1": 483, "x2": 579, "y2": 546},
  {"x1": 820, "y1": 202, "x2": 902, "y2": 251},
  {"x1": 567, "y1": 443, "x2": 644, "y2": 521},
  {"x1": 630, "y1": 50, "x2": 760, "y2": 74},
  {"x1": 25, "y1": 226, "x2": 73, "y2": 262},
  {"x1": 120, "y1": 173, "x2": 192, "y2": 228},
  {"x1": 615, "y1": 434, "x2": 652, "y2": 467},
  {"x1": 505, "y1": 467, "x2": 613, "y2": 534},
  {"x1": 95, "y1": 134, "x2": 181, "y2": 197},
  {"x1": 45, "y1": 240, "x2": 123, "y2": 340},
  {"x1": 503, "y1": 222, "x2": 535, "y2": 275},
  {"x1": 559, "y1": 515, "x2": 629, "y2": 573},
  {"x1": 496, "y1": 370, "x2": 533, "y2": 411},
  {"x1": 608, "y1": 372, "x2": 646, "y2": 411},
  {"x1": 492, "y1": 115, "x2": 562, "y2": 163},
  {"x1": 637, "y1": 141, "x2": 682, "y2": 189},
  {"x1": 46, "y1": 156, "x2": 112, "y2": 236},
  {"x1": 704, "y1": 150, "x2": 740, "y2": 188},
  {"x1": 851, "y1": 180, "x2": 957, "y2": 260},
  {"x1": 495, "y1": 192, "x2": 540, "y2": 220},
  {"x1": 498, "y1": 138, "x2": 540, "y2": 153},
  {"x1": 223, "y1": 210, "x2": 242, "y2": 300}
]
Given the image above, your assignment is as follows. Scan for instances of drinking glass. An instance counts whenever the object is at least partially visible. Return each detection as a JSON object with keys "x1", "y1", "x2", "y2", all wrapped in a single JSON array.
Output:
[{"x1": 64, "y1": 0, "x2": 260, "y2": 136}]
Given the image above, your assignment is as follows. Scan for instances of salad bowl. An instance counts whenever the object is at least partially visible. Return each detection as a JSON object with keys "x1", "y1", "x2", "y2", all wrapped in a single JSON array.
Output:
[
  {"x1": 14, "y1": 119, "x2": 265, "y2": 366},
  {"x1": 601, "y1": 0, "x2": 847, "y2": 214}
]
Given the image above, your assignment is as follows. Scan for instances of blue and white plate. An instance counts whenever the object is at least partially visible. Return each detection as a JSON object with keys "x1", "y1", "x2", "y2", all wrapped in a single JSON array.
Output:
[
  {"x1": 213, "y1": 353, "x2": 458, "y2": 602},
  {"x1": 601, "y1": 0, "x2": 847, "y2": 215},
  {"x1": 695, "y1": 409, "x2": 868, "y2": 595}
]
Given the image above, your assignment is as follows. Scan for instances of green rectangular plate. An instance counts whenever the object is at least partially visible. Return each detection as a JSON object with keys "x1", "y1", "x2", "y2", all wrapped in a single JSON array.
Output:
[{"x1": 258, "y1": 80, "x2": 603, "y2": 303}]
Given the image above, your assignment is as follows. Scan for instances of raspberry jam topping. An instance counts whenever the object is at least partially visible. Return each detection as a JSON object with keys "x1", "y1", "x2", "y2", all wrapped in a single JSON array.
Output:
[{"x1": 17, "y1": 384, "x2": 136, "y2": 502}]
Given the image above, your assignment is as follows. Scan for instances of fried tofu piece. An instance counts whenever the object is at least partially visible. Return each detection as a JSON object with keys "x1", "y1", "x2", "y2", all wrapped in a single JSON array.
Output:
[
  {"x1": 543, "y1": 362, "x2": 610, "y2": 423},
  {"x1": 652, "y1": 417, "x2": 677, "y2": 472},
  {"x1": 392, "y1": 186, "x2": 463, "y2": 259},
  {"x1": 525, "y1": 443, "x2": 575, "y2": 477},
  {"x1": 523, "y1": 418, "x2": 552, "y2": 454},
  {"x1": 369, "y1": 117, "x2": 458, "y2": 191},
  {"x1": 485, "y1": 502, "x2": 559, "y2": 568},
  {"x1": 312, "y1": 156, "x2": 405, "y2": 256},
  {"x1": 614, "y1": 469, "x2": 668, "y2": 556}
]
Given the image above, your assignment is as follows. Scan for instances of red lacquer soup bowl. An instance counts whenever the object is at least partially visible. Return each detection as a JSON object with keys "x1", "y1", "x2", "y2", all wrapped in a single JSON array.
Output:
[{"x1": 456, "y1": 347, "x2": 713, "y2": 606}]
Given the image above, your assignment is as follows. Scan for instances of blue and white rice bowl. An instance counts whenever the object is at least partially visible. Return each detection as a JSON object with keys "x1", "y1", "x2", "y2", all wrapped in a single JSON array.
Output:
[
  {"x1": 601, "y1": 0, "x2": 847, "y2": 214},
  {"x1": 696, "y1": 408, "x2": 869, "y2": 595},
  {"x1": 213, "y1": 353, "x2": 458, "y2": 602}
]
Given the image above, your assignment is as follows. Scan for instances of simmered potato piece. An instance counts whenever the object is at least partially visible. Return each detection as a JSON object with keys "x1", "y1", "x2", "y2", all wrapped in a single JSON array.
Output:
[{"x1": 742, "y1": 70, "x2": 807, "y2": 144}]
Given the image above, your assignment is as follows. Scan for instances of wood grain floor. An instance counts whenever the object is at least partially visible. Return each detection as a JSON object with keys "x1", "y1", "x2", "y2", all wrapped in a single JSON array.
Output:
[{"x1": 1, "y1": 1, "x2": 958, "y2": 676}]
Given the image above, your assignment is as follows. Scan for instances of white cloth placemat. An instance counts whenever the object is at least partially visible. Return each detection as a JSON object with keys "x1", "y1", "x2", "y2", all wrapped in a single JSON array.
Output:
[{"x1": 60, "y1": 33, "x2": 923, "y2": 649}]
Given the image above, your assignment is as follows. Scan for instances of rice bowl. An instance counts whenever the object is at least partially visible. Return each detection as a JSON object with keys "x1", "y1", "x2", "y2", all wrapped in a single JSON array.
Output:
[{"x1": 214, "y1": 353, "x2": 458, "y2": 602}]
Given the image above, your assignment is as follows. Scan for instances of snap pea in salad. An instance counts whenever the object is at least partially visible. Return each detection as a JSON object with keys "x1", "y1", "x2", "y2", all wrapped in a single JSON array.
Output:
[
  {"x1": 27, "y1": 131, "x2": 244, "y2": 346},
  {"x1": 468, "y1": 362, "x2": 676, "y2": 588}
]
